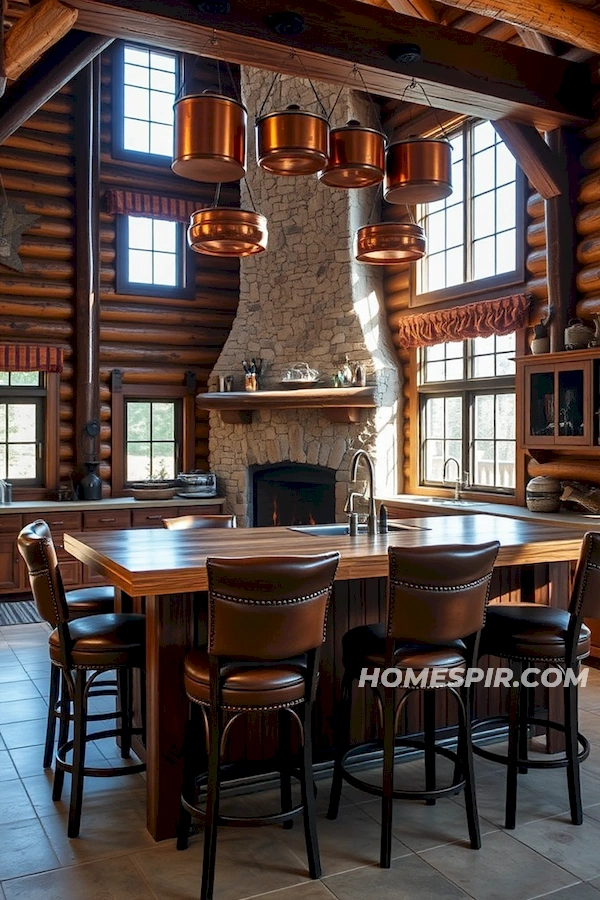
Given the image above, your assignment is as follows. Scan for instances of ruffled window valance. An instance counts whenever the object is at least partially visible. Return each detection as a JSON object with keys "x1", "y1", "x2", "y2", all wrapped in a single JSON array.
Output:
[
  {"x1": 397, "y1": 293, "x2": 531, "y2": 349},
  {"x1": 0, "y1": 344, "x2": 63, "y2": 372},
  {"x1": 104, "y1": 190, "x2": 198, "y2": 223}
]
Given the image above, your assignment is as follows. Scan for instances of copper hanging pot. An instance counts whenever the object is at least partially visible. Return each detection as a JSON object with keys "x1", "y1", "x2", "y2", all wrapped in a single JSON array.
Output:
[
  {"x1": 188, "y1": 208, "x2": 268, "y2": 257},
  {"x1": 172, "y1": 91, "x2": 247, "y2": 183},
  {"x1": 255, "y1": 104, "x2": 330, "y2": 176},
  {"x1": 384, "y1": 138, "x2": 452, "y2": 205},
  {"x1": 354, "y1": 222, "x2": 426, "y2": 265},
  {"x1": 319, "y1": 120, "x2": 385, "y2": 188}
]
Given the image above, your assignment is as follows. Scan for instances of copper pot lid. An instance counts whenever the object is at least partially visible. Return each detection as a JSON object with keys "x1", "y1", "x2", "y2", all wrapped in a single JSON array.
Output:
[
  {"x1": 256, "y1": 104, "x2": 330, "y2": 176},
  {"x1": 172, "y1": 91, "x2": 247, "y2": 183},
  {"x1": 319, "y1": 119, "x2": 385, "y2": 189},
  {"x1": 384, "y1": 138, "x2": 452, "y2": 205},
  {"x1": 354, "y1": 222, "x2": 426, "y2": 264},
  {"x1": 188, "y1": 208, "x2": 268, "y2": 258}
]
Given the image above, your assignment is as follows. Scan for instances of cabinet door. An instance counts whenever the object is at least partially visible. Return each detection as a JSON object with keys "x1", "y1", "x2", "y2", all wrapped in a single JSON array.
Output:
[
  {"x1": 555, "y1": 361, "x2": 592, "y2": 445},
  {"x1": 0, "y1": 515, "x2": 24, "y2": 593},
  {"x1": 524, "y1": 365, "x2": 556, "y2": 446},
  {"x1": 82, "y1": 509, "x2": 131, "y2": 584}
]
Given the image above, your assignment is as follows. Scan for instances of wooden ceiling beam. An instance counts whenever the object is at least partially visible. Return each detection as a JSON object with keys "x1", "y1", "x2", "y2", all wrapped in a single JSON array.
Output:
[
  {"x1": 65, "y1": 0, "x2": 592, "y2": 130},
  {"x1": 423, "y1": 0, "x2": 600, "y2": 55},
  {"x1": 0, "y1": 30, "x2": 112, "y2": 146},
  {"x1": 4, "y1": 0, "x2": 78, "y2": 80},
  {"x1": 492, "y1": 119, "x2": 566, "y2": 200},
  {"x1": 384, "y1": 0, "x2": 438, "y2": 22},
  {"x1": 515, "y1": 27, "x2": 554, "y2": 55}
]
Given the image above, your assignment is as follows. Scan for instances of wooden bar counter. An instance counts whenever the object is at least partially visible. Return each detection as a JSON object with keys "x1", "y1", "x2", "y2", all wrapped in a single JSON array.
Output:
[{"x1": 64, "y1": 514, "x2": 588, "y2": 841}]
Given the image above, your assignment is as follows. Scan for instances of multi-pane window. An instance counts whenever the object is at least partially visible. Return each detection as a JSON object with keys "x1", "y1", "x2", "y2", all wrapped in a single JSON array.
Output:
[
  {"x1": 120, "y1": 44, "x2": 177, "y2": 158},
  {"x1": 116, "y1": 215, "x2": 194, "y2": 298},
  {"x1": 125, "y1": 399, "x2": 181, "y2": 483},
  {"x1": 0, "y1": 372, "x2": 44, "y2": 483},
  {"x1": 419, "y1": 334, "x2": 516, "y2": 493},
  {"x1": 416, "y1": 121, "x2": 522, "y2": 302}
]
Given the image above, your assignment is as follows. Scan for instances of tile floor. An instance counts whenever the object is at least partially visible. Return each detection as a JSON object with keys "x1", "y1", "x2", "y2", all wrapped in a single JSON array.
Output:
[{"x1": 2, "y1": 623, "x2": 600, "y2": 899}]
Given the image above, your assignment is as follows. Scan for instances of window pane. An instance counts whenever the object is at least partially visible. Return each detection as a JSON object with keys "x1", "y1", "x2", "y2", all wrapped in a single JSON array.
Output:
[
  {"x1": 496, "y1": 142, "x2": 516, "y2": 186},
  {"x1": 8, "y1": 444, "x2": 36, "y2": 480},
  {"x1": 124, "y1": 119, "x2": 149, "y2": 153},
  {"x1": 8, "y1": 405, "x2": 36, "y2": 442},
  {"x1": 425, "y1": 397, "x2": 445, "y2": 437},
  {"x1": 473, "y1": 236, "x2": 495, "y2": 279},
  {"x1": 473, "y1": 191, "x2": 495, "y2": 239},
  {"x1": 124, "y1": 63, "x2": 149, "y2": 88},
  {"x1": 150, "y1": 91, "x2": 175, "y2": 126},
  {"x1": 10, "y1": 372, "x2": 40, "y2": 386},
  {"x1": 427, "y1": 211, "x2": 446, "y2": 254},
  {"x1": 445, "y1": 203, "x2": 464, "y2": 249},
  {"x1": 426, "y1": 344, "x2": 444, "y2": 361},
  {"x1": 473, "y1": 120, "x2": 495, "y2": 152},
  {"x1": 446, "y1": 246, "x2": 464, "y2": 288},
  {"x1": 496, "y1": 333, "x2": 515, "y2": 353},
  {"x1": 496, "y1": 229, "x2": 516, "y2": 274},
  {"x1": 0, "y1": 445, "x2": 6, "y2": 479},
  {"x1": 473, "y1": 335, "x2": 495, "y2": 356},
  {"x1": 124, "y1": 47, "x2": 149, "y2": 66},
  {"x1": 446, "y1": 397, "x2": 462, "y2": 439},
  {"x1": 151, "y1": 51, "x2": 176, "y2": 72},
  {"x1": 473, "y1": 354, "x2": 495, "y2": 378},
  {"x1": 426, "y1": 253, "x2": 446, "y2": 292},
  {"x1": 129, "y1": 216, "x2": 153, "y2": 250},
  {"x1": 446, "y1": 342, "x2": 463, "y2": 359},
  {"x1": 446, "y1": 358, "x2": 463, "y2": 380},
  {"x1": 150, "y1": 123, "x2": 174, "y2": 157},
  {"x1": 153, "y1": 252, "x2": 177, "y2": 286},
  {"x1": 474, "y1": 395, "x2": 494, "y2": 437},
  {"x1": 497, "y1": 394, "x2": 516, "y2": 439},
  {"x1": 496, "y1": 353, "x2": 515, "y2": 376},
  {"x1": 496, "y1": 183, "x2": 516, "y2": 232},
  {"x1": 150, "y1": 69, "x2": 176, "y2": 93},
  {"x1": 129, "y1": 249, "x2": 154, "y2": 283},
  {"x1": 152, "y1": 402, "x2": 174, "y2": 440},
  {"x1": 127, "y1": 402, "x2": 151, "y2": 440},
  {"x1": 473, "y1": 440, "x2": 495, "y2": 486},
  {"x1": 0, "y1": 405, "x2": 5, "y2": 442},
  {"x1": 473, "y1": 147, "x2": 495, "y2": 195},
  {"x1": 151, "y1": 443, "x2": 175, "y2": 479},
  {"x1": 124, "y1": 85, "x2": 149, "y2": 120},
  {"x1": 0, "y1": 373, "x2": 8, "y2": 386},
  {"x1": 127, "y1": 442, "x2": 151, "y2": 482},
  {"x1": 451, "y1": 158, "x2": 463, "y2": 199},
  {"x1": 496, "y1": 442, "x2": 516, "y2": 488},
  {"x1": 425, "y1": 360, "x2": 445, "y2": 383},
  {"x1": 153, "y1": 219, "x2": 177, "y2": 253}
]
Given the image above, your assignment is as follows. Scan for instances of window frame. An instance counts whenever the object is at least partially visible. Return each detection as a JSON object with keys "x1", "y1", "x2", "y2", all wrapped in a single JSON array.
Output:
[
  {"x1": 410, "y1": 120, "x2": 527, "y2": 310},
  {"x1": 115, "y1": 214, "x2": 196, "y2": 300},
  {"x1": 111, "y1": 40, "x2": 179, "y2": 168},
  {"x1": 111, "y1": 382, "x2": 196, "y2": 496},
  {"x1": 416, "y1": 338, "x2": 517, "y2": 497},
  {"x1": 0, "y1": 372, "x2": 60, "y2": 492},
  {"x1": 124, "y1": 396, "x2": 183, "y2": 484}
]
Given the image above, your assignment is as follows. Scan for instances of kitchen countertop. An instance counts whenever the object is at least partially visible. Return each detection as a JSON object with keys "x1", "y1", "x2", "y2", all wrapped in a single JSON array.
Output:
[
  {"x1": 378, "y1": 494, "x2": 600, "y2": 528},
  {"x1": 0, "y1": 496, "x2": 225, "y2": 512}
]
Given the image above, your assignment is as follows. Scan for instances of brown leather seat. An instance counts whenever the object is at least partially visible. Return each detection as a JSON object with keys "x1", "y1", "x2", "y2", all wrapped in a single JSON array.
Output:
[
  {"x1": 66, "y1": 585, "x2": 115, "y2": 619},
  {"x1": 48, "y1": 613, "x2": 145, "y2": 668},
  {"x1": 342, "y1": 623, "x2": 467, "y2": 672},
  {"x1": 184, "y1": 649, "x2": 306, "y2": 709},
  {"x1": 481, "y1": 603, "x2": 591, "y2": 661}
]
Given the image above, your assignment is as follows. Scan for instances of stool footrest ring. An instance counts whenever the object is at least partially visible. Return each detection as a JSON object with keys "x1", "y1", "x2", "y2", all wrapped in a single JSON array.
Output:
[
  {"x1": 56, "y1": 727, "x2": 146, "y2": 777},
  {"x1": 472, "y1": 715, "x2": 590, "y2": 770}
]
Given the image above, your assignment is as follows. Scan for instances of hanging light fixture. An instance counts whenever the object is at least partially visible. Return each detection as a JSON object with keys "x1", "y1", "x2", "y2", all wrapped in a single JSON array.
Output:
[
  {"x1": 188, "y1": 184, "x2": 268, "y2": 258},
  {"x1": 354, "y1": 184, "x2": 426, "y2": 265},
  {"x1": 319, "y1": 119, "x2": 385, "y2": 188},
  {"x1": 383, "y1": 77, "x2": 452, "y2": 205}
]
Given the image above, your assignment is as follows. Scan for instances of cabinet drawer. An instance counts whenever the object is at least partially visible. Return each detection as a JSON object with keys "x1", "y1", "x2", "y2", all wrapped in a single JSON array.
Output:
[
  {"x1": 131, "y1": 508, "x2": 169, "y2": 528},
  {"x1": 176, "y1": 504, "x2": 222, "y2": 516},
  {"x1": 43, "y1": 512, "x2": 82, "y2": 532},
  {"x1": 83, "y1": 509, "x2": 131, "y2": 530},
  {"x1": 0, "y1": 514, "x2": 23, "y2": 534},
  {"x1": 60, "y1": 560, "x2": 81, "y2": 587}
]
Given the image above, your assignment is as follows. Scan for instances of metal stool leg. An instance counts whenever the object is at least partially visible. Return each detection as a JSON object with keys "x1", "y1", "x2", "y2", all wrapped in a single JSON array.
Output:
[
  {"x1": 380, "y1": 686, "x2": 395, "y2": 869},
  {"x1": 68, "y1": 669, "x2": 88, "y2": 838},
  {"x1": 457, "y1": 686, "x2": 481, "y2": 849},
  {"x1": 117, "y1": 668, "x2": 132, "y2": 760},
  {"x1": 505, "y1": 666, "x2": 521, "y2": 830},
  {"x1": 44, "y1": 664, "x2": 60, "y2": 769},
  {"x1": 52, "y1": 670, "x2": 70, "y2": 801},
  {"x1": 327, "y1": 671, "x2": 353, "y2": 820},
  {"x1": 518, "y1": 683, "x2": 529, "y2": 775},
  {"x1": 565, "y1": 666, "x2": 583, "y2": 825},
  {"x1": 279, "y1": 708, "x2": 294, "y2": 830},
  {"x1": 200, "y1": 704, "x2": 222, "y2": 900},
  {"x1": 300, "y1": 701, "x2": 321, "y2": 879},
  {"x1": 424, "y1": 689, "x2": 437, "y2": 806}
]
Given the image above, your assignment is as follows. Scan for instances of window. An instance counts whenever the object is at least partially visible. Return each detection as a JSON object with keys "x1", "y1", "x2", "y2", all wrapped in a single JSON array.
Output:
[
  {"x1": 414, "y1": 120, "x2": 525, "y2": 307},
  {"x1": 0, "y1": 372, "x2": 44, "y2": 484},
  {"x1": 116, "y1": 215, "x2": 194, "y2": 298},
  {"x1": 418, "y1": 334, "x2": 516, "y2": 494},
  {"x1": 125, "y1": 398, "x2": 181, "y2": 483},
  {"x1": 113, "y1": 42, "x2": 178, "y2": 163}
]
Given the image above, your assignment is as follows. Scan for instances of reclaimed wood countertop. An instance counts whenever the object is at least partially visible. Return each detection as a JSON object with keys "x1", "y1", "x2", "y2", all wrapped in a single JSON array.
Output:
[{"x1": 64, "y1": 514, "x2": 589, "y2": 596}]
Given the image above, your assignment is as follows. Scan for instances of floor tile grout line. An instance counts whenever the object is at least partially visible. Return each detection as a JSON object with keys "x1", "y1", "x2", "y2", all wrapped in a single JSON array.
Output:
[{"x1": 524, "y1": 880, "x2": 584, "y2": 900}]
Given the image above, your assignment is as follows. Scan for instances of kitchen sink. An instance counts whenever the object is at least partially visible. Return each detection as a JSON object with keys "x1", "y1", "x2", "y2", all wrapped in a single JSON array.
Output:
[
  {"x1": 289, "y1": 521, "x2": 428, "y2": 536},
  {"x1": 408, "y1": 497, "x2": 485, "y2": 508}
]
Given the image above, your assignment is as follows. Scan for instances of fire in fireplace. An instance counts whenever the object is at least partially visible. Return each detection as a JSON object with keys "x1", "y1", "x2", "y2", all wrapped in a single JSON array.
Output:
[{"x1": 251, "y1": 462, "x2": 335, "y2": 527}]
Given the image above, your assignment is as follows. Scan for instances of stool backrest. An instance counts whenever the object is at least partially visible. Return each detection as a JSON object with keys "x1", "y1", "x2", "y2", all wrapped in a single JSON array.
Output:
[
  {"x1": 17, "y1": 519, "x2": 69, "y2": 628},
  {"x1": 569, "y1": 532, "x2": 600, "y2": 650},
  {"x1": 163, "y1": 514, "x2": 236, "y2": 530},
  {"x1": 207, "y1": 553, "x2": 340, "y2": 660},
  {"x1": 387, "y1": 542, "x2": 500, "y2": 644}
]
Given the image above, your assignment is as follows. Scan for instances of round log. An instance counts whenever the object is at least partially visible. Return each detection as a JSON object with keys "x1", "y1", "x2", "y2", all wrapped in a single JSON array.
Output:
[
  {"x1": 17, "y1": 238, "x2": 73, "y2": 261},
  {"x1": 576, "y1": 202, "x2": 600, "y2": 236},
  {"x1": 0, "y1": 277, "x2": 73, "y2": 298},
  {"x1": 99, "y1": 324, "x2": 230, "y2": 347},
  {"x1": 100, "y1": 289, "x2": 239, "y2": 311},
  {"x1": 527, "y1": 300, "x2": 550, "y2": 326},
  {"x1": 526, "y1": 248, "x2": 546, "y2": 276},
  {"x1": 4, "y1": 194, "x2": 74, "y2": 218},
  {"x1": 4, "y1": 133, "x2": 72, "y2": 157},
  {"x1": 528, "y1": 457, "x2": 600, "y2": 486},
  {"x1": 0, "y1": 298, "x2": 71, "y2": 319},
  {"x1": 385, "y1": 292, "x2": 410, "y2": 313},
  {"x1": 99, "y1": 344, "x2": 220, "y2": 365},
  {"x1": 576, "y1": 263, "x2": 600, "y2": 294},
  {"x1": 582, "y1": 119, "x2": 600, "y2": 142},
  {"x1": 387, "y1": 309, "x2": 411, "y2": 330},
  {"x1": 0, "y1": 318, "x2": 72, "y2": 339},
  {"x1": 575, "y1": 294, "x2": 600, "y2": 319},
  {"x1": 581, "y1": 139, "x2": 600, "y2": 172},
  {"x1": 577, "y1": 232, "x2": 600, "y2": 266},
  {"x1": 99, "y1": 366, "x2": 212, "y2": 384},
  {"x1": 0, "y1": 148, "x2": 73, "y2": 177},
  {"x1": 383, "y1": 270, "x2": 410, "y2": 295},
  {"x1": 59, "y1": 423, "x2": 73, "y2": 440},
  {"x1": 527, "y1": 192, "x2": 544, "y2": 219},
  {"x1": 100, "y1": 302, "x2": 236, "y2": 329},
  {"x1": 526, "y1": 219, "x2": 546, "y2": 248},
  {"x1": 1, "y1": 260, "x2": 73, "y2": 280},
  {"x1": 195, "y1": 423, "x2": 209, "y2": 440},
  {"x1": 578, "y1": 171, "x2": 600, "y2": 206},
  {"x1": 28, "y1": 219, "x2": 74, "y2": 240}
]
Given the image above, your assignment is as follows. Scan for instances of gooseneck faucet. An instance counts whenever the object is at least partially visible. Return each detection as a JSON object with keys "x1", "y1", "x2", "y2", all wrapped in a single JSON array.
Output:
[
  {"x1": 350, "y1": 449, "x2": 377, "y2": 535},
  {"x1": 443, "y1": 456, "x2": 462, "y2": 501}
]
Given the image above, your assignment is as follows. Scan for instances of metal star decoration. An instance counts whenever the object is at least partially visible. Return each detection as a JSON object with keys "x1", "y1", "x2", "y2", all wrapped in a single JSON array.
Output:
[{"x1": 0, "y1": 198, "x2": 39, "y2": 272}]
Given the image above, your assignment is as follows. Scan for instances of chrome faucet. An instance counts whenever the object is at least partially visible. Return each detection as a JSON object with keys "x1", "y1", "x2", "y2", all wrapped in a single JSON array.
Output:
[
  {"x1": 350, "y1": 449, "x2": 377, "y2": 535},
  {"x1": 442, "y1": 457, "x2": 462, "y2": 501}
]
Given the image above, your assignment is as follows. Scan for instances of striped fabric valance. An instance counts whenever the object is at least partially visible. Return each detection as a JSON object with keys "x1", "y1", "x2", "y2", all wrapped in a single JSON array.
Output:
[
  {"x1": 104, "y1": 190, "x2": 198, "y2": 223},
  {"x1": 397, "y1": 293, "x2": 531, "y2": 349},
  {"x1": 0, "y1": 345, "x2": 63, "y2": 373}
]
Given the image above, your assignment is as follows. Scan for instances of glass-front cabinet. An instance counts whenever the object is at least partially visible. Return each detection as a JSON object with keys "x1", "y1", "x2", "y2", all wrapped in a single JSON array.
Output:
[{"x1": 519, "y1": 351, "x2": 596, "y2": 448}]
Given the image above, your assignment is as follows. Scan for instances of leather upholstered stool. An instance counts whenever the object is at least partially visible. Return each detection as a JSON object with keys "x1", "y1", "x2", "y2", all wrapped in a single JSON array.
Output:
[
  {"x1": 18, "y1": 519, "x2": 146, "y2": 838},
  {"x1": 163, "y1": 514, "x2": 236, "y2": 530},
  {"x1": 474, "y1": 531, "x2": 598, "y2": 829},
  {"x1": 44, "y1": 583, "x2": 115, "y2": 769},
  {"x1": 177, "y1": 552, "x2": 340, "y2": 900},
  {"x1": 327, "y1": 541, "x2": 500, "y2": 868}
]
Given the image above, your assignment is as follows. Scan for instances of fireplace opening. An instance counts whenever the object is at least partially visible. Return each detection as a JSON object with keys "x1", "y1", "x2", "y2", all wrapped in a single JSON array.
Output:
[{"x1": 251, "y1": 462, "x2": 335, "y2": 527}]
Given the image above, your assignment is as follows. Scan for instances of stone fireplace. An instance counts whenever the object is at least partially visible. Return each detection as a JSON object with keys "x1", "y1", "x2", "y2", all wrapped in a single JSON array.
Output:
[
  {"x1": 251, "y1": 462, "x2": 336, "y2": 527},
  {"x1": 207, "y1": 69, "x2": 402, "y2": 526}
]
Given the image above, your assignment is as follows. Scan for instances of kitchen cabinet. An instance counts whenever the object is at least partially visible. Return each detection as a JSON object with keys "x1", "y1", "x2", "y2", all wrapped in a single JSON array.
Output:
[
  {"x1": 0, "y1": 514, "x2": 24, "y2": 592},
  {"x1": 518, "y1": 349, "x2": 599, "y2": 449}
]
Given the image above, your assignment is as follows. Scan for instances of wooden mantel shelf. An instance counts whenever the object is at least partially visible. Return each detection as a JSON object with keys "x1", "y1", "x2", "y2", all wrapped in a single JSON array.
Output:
[{"x1": 195, "y1": 386, "x2": 376, "y2": 424}]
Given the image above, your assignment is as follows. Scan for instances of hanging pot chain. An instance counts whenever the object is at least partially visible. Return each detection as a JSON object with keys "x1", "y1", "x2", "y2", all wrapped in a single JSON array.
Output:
[
  {"x1": 329, "y1": 64, "x2": 381, "y2": 130},
  {"x1": 399, "y1": 77, "x2": 450, "y2": 142},
  {"x1": 175, "y1": 30, "x2": 219, "y2": 101}
]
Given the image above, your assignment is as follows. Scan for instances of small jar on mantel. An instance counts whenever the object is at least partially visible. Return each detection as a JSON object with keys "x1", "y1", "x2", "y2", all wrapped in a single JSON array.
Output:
[{"x1": 525, "y1": 476, "x2": 562, "y2": 513}]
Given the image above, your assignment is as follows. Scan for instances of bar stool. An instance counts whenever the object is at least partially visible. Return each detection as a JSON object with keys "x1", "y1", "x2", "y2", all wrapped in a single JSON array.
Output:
[
  {"x1": 163, "y1": 514, "x2": 236, "y2": 530},
  {"x1": 474, "y1": 530, "x2": 597, "y2": 829},
  {"x1": 176, "y1": 552, "x2": 340, "y2": 900},
  {"x1": 17, "y1": 519, "x2": 146, "y2": 838},
  {"x1": 44, "y1": 580, "x2": 115, "y2": 768},
  {"x1": 327, "y1": 541, "x2": 500, "y2": 867}
]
